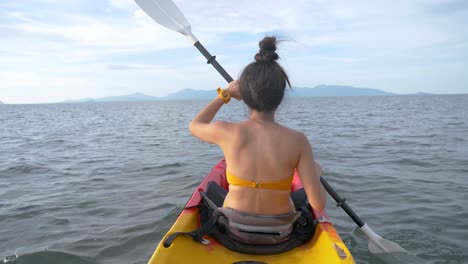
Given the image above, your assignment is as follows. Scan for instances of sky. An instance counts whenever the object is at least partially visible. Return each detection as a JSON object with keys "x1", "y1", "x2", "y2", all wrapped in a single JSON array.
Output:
[{"x1": 1, "y1": 0, "x2": 467, "y2": 104}]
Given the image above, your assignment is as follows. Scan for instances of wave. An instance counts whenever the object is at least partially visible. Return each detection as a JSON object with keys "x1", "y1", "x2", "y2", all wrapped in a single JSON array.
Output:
[
  {"x1": 0, "y1": 162, "x2": 52, "y2": 175},
  {"x1": 2, "y1": 251, "x2": 96, "y2": 264},
  {"x1": 1, "y1": 96, "x2": 467, "y2": 264}
]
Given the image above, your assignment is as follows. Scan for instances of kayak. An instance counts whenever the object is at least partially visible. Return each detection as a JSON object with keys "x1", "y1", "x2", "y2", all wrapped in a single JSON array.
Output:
[{"x1": 148, "y1": 159, "x2": 355, "y2": 264}]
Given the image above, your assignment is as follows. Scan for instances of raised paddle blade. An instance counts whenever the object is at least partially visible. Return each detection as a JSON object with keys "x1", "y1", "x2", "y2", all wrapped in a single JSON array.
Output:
[
  {"x1": 135, "y1": 0, "x2": 198, "y2": 43},
  {"x1": 134, "y1": 0, "x2": 232, "y2": 82},
  {"x1": 360, "y1": 224, "x2": 407, "y2": 254}
]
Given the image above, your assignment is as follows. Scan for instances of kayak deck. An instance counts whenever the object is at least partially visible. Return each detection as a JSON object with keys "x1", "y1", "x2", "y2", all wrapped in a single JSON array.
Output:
[{"x1": 149, "y1": 159, "x2": 355, "y2": 264}]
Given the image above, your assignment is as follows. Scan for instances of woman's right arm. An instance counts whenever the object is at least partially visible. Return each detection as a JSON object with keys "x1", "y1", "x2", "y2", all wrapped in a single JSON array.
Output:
[
  {"x1": 296, "y1": 134, "x2": 327, "y2": 211},
  {"x1": 188, "y1": 81, "x2": 241, "y2": 145}
]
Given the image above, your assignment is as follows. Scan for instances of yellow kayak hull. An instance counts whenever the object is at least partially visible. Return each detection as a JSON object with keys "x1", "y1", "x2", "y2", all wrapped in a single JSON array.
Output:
[
  {"x1": 148, "y1": 159, "x2": 355, "y2": 263},
  {"x1": 149, "y1": 209, "x2": 355, "y2": 264}
]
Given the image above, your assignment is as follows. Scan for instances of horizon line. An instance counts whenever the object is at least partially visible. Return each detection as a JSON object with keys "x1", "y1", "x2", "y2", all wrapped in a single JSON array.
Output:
[{"x1": 2, "y1": 92, "x2": 467, "y2": 105}]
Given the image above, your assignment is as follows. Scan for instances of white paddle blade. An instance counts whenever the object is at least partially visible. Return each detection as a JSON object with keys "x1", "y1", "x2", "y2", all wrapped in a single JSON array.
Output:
[
  {"x1": 361, "y1": 224, "x2": 408, "y2": 254},
  {"x1": 135, "y1": 0, "x2": 198, "y2": 43},
  {"x1": 368, "y1": 237, "x2": 408, "y2": 254}
]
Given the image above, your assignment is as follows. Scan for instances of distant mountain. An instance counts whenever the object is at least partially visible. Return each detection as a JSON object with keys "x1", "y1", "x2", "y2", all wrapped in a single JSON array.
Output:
[
  {"x1": 61, "y1": 85, "x2": 394, "y2": 103},
  {"x1": 160, "y1": 89, "x2": 214, "y2": 100},
  {"x1": 63, "y1": 98, "x2": 95, "y2": 103},
  {"x1": 160, "y1": 85, "x2": 394, "y2": 100},
  {"x1": 95, "y1": 92, "x2": 157, "y2": 102},
  {"x1": 290, "y1": 85, "x2": 394, "y2": 97},
  {"x1": 62, "y1": 93, "x2": 158, "y2": 103},
  {"x1": 0, "y1": 101, "x2": 4, "y2": 104}
]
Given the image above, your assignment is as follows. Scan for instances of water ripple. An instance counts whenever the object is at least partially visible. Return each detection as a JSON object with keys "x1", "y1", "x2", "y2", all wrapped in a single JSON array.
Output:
[{"x1": 1, "y1": 96, "x2": 467, "y2": 264}]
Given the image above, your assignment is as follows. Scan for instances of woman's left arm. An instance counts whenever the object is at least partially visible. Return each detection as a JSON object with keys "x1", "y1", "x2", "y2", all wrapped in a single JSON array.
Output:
[{"x1": 189, "y1": 81, "x2": 241, "y2": 144}]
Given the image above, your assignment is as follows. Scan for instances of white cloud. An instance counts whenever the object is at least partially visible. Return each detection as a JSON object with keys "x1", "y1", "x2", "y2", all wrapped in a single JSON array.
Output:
[
  {"x1": 3, "y1": 0, "x2": 465, "y2": 57},
  {"x1": 1, "y1": 0, "x2": 467, "y2": 103},
  {"x1": 107, "y1": 0, "x2": 138, "y2": 11}
]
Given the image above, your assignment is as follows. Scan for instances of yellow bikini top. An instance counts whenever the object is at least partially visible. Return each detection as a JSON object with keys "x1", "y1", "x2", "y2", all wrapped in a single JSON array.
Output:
[{"x1": 226, "y1": 171, "x2": 294, "y2": 191}]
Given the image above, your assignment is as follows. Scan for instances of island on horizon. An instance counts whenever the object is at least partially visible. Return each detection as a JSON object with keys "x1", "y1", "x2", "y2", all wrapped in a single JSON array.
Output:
[
  {"x1": 63, "y1": 92, "x2": 157, "y2": 103},
  {"x1": 60, "y1": 85, "x2": 398, "y2": 103},
  {"x1": 2, "y1": 85, "x2": 442, "y2": 104}
]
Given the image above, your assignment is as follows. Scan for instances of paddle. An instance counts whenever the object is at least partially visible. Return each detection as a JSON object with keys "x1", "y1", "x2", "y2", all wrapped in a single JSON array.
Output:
[
  {"x1": 134, "y1": 0, "x2": 410, "y2": 256},
  {"x1": 135, "y1": 0, "x2": 233, "y2": 83},
  {"x1": 320, "y1": 177, "x2": 408, "y2": 254}
]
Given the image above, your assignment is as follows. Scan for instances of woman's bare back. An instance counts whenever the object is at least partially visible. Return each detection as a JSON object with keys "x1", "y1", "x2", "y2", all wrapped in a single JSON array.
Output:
[
  {"x1": 221, "y1": 120, "x2": 306, "y2": 214},
  {"x1": 188, "y1": 36, "x2": 326, "y2": 215}
]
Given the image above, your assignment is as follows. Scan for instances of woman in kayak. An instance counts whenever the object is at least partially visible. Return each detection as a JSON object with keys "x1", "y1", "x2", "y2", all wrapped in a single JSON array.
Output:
[{"x1": 189, "y1": 36, "x2": 326, "y2": 217}]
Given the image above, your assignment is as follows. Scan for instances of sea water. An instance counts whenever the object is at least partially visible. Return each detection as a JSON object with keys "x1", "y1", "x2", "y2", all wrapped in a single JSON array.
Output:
[{"x1": 1, "y1": 95, "x2": 467, "y2": 264}]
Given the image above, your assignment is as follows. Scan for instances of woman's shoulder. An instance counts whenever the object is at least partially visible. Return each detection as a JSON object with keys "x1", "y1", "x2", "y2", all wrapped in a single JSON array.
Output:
[
  {"x1": 225, "y1": 121, "x2": 309, "y2": 144},
  {"x1": 277, "y1": 124, "x2": 308, "y2": 140}
]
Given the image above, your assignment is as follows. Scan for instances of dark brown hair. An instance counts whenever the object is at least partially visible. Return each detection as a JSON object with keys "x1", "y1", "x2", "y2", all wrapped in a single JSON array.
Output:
[{"x1": 239, "y1": 36, "x2": 291, "y2": 112}]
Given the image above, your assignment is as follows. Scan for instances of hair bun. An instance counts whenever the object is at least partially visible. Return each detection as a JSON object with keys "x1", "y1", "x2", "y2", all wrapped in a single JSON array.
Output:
[{"x1": 255, "y1": 36, "x2": 279, "y2": 62}]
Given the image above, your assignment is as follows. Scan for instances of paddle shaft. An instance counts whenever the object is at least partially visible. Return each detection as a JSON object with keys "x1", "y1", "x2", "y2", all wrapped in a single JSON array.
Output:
[
  {"x1": 320, "y1": 177, "x2": 365, "y2": 227},
  {"x1": 194, "y1": 41, "x2": 233, "y2": 83}
]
